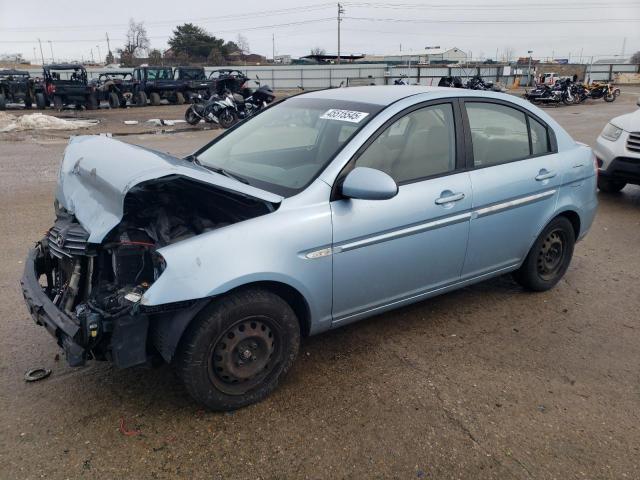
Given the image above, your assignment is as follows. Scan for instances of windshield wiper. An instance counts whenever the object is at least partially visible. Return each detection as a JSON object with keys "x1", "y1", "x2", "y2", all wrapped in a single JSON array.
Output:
[{"x1": 207, "y1": 166, "x2": 250, "y2": 185}]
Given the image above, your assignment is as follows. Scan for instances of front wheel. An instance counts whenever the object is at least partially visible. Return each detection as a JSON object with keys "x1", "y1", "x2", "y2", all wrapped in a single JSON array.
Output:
[
  {"x1": 175, "y1": 91, "x2": 185, "y2": 105},
  {"x1": 35, "y1": 92, "x2": 46, "y2": 109},
  {"x1": 53, "y1": 95, "x2": 63, "y2": 111},
  {"x1": 598, "y1": 177, "x2": 626, "y2": 193},
  {"x1": 108, "y1": 92, "x2": 119, "y2": 109},
  {"x1": 604, "y1": 93, "x2": 615, "y2": 102},
  {"x1": 218, "y1": 108, "x2": 237, "y2": 129},
  {"x1": 0, "y1": 93, "x2": 6, "y2": 110},
  {"x1": 513, "y1": 216, "x2": 575, "y2": 292},
  {"x1": 184, "y1": 107, "x2": 200, "y2": 125},
  {"x1": 176, "y1": 289, "x2": 300, "y2": 411}
]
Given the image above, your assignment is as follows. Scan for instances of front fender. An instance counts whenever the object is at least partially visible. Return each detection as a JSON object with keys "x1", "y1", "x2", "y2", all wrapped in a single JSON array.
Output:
[{"x1": 142, "y1": 184, "x2": 334, "y2": 333}]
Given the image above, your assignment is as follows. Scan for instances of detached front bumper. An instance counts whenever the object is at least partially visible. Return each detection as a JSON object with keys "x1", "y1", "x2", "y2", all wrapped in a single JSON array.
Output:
[{"x1": 20, "y1": 244, "x2": 86, "y2": 366}]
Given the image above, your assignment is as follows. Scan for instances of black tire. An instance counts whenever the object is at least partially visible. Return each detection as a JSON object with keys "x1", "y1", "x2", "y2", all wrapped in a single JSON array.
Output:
[
  {"x1": 150, "y1": 92, "x2": 161, "y2": 106},
  {"x1": 135, "y1": 91, "x2": 147, "y2": 107},
  {"x1": 613, "y1": 88, "x2": 621, "y2": 97},
  {"x1": 218, "y1": 108, "x2": 237, "y2": 129},
  {"x1": 108, "y1": 92, "x2": 119, "y2": 109},
  {"x1": 175, "y1": 91, "x2": 185, "y2": 105},
  {"x1": 598, "y1": 177, "x2": 626, "y2": 193},
  {"x1": 0, "y1": 93, "x2": 6, "y2": 111},
  {"x1": 604, "y1": 93, "x2": 615, "y2": 102},
  {"x1": 176, "y1": 289, "x2": 300, "y2": 411},
  {"x1": 53, "y1": 95, "x2": 63, "y2": 111},
  {"x1": 24, "y1": 94, "x2": 32, "y2": 109},
  {"x1": 35, "y1": 92, "x2": 46, "y2": 110},
  {"x1": 86, "y1": 94, "x2": 97, "y2": 110},
  {"x1": 514, "y1": 216, "x2": 575, "y2": 292},
  {"x1": 185, "y1": 107, "x2": 200, "y2": 125}
]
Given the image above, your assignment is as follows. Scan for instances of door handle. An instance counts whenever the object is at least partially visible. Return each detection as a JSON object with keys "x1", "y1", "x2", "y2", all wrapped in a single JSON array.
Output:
[
  {"x1": 535, "y1": 169, "x2": 556, "y2": 181},
  {"x1": 435, "y1": 192, "x2": 465, "y2": 205}
]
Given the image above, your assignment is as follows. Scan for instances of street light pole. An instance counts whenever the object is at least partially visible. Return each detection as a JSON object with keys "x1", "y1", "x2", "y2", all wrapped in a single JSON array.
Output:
[
  {"x1": 48, "y1": 41, "x2": 54, "y2": 63},
  {"x1": 527, "y1": 50, "x2": 533, "y2": 86},
  {"x1": 337, "y1": 3, "x2": 344, "y2": 64},
  {"x1": 37, "y1": 39, "x2": 45, "y2": 65}
]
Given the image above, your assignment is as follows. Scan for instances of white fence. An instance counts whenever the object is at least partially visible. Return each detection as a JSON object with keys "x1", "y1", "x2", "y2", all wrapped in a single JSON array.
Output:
[{"x1": 19, "y1": 63, "x2": 640, "y2": 90}]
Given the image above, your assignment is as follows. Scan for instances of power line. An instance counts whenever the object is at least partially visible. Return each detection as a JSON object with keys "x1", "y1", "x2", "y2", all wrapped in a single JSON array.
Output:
[
  {"x1": 345, "y1": 16, "x2": 640, "y2": 24},
  {"x1": 0, "y1": 3, "x2": 336, "y2": 32}
]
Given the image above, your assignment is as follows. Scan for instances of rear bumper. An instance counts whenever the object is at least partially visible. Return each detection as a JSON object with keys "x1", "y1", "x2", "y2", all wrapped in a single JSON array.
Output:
[{"x1": 20, "y1": 245, "x2": 86, "y2": 365}]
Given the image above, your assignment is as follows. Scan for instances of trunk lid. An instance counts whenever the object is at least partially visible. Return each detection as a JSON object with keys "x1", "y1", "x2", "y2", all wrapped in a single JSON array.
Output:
[{"x1": 56, "y1": 135, "x2": 282, "y2": 243}]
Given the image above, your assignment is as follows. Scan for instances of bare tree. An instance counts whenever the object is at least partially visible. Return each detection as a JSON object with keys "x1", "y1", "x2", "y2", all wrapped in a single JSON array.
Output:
[
  {"x1": 122, "y1": 19, "x2": 150, "y2": 58},
  {"x1": 310, "y1": 47, "x2": 326, "y2": 56},
  {"x1": 236, "y1": 34, "x2": 250, "y2": 57},
  {"x1": 631, "y1": 51, "x2": 640, "y2": 64},
  {"x1": 502, "y1": 47, "x2": 514, "y2": 63}
]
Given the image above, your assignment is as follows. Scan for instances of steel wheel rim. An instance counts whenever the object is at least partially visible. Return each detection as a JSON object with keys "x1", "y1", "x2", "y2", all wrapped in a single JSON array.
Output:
[
  {"x1": 208, "y1": 316, "x2": 280, "y2": 395},
  {"x1": 536, "y1": 228, "x2": 566, "y2": 281}
]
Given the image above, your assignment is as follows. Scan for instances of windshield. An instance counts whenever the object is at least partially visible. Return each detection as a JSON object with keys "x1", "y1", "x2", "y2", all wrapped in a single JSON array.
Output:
[{"x1": 196, "y1": 97, "x2": 382, "y2": 197}]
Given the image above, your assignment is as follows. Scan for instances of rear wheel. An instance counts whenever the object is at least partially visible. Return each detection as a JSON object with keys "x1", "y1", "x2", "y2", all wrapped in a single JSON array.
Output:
[
  {"x1": 24, "y1": 93, "x2": 32, "y2": 109},
  {"x1": 86, "y1": 94, "x2": 98, "y2": 110},
  {"x1": 108, "y1": 92, "x2": 119, "y2": 109},
  {"x1": 150, "y1": 92, "x2": 161, "y2": 106},
  {"x1": 53, "y1": 95, "x2": 63, "y2": 111},
  {"x1": 176, "y1": 289, "x2": 300, "y2": 411},
  {"x1": 218, "y1": 108, "x2": 237, "y2": 129},
  {"x1": 598, "y1": 177, "x2": 626, "y2": 193},
  {"x1": 513, "y1": 216, "x2": 575, "y2": 292},
  {"x1": 135, "y1": 91, "x2": 147, "y2": 107},
  {"x1": 175, "y1": 91, "x2": 185, "y2": 104},
  {"x1": 35, "y1": 92, "x2": 46, "y2": 109},
  {"x1": 0, "y1": 93, "x2": 6, "y2": 110}
]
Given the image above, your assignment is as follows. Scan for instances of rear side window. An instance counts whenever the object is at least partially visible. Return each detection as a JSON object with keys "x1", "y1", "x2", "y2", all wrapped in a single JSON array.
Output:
[
  {"x1": 466, "y1": 103, "x2": 529, "y2": 167},
  {"x1": 466, "y1": 102, "x2": 553, "y2": 167}
]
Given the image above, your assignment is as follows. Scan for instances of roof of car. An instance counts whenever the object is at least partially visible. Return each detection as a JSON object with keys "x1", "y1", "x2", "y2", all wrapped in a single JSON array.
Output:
[
  {"x1": 301, "y1": 85, "x2": 455, "y2": 106},
  {"x1": 0, "y1": 69, "x2": 29, "y2": 75},
  {"x1": 44, "y1": 63, "x2": 86, "y2": 70}
]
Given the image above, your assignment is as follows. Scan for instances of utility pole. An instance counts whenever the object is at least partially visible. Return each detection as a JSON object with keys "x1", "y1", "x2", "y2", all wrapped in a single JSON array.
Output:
[
  {"x1": 37, "y1": 39, "x2": 45, "y2": 65},
  {"x1": 96, "y1": 45, "x2": 102, "y2": 64},
  {"x1": 48, "y1": 41, "x2": 54, "y2": 63},
  {"x1": 621, "y1": 37, "x2": 626, "y2": 57},
  {"x1": 527, "y1": 50, "x2": 533, "y2": 87},
  {"x1": 33, "y1": 47, "x2": 37, "y2": 64},
  {"x1": 90, "y1": 48, "x2": 95, "y2": 63},
  {"x1": 105, "y1": 32, "x2": 112, "y2": 62},
  {"x1": 337, "y1": 3, "x2": 344, "y2": 64},
  {"x1": 272, "y1": 33, "x2": 275, "y2": 62}
]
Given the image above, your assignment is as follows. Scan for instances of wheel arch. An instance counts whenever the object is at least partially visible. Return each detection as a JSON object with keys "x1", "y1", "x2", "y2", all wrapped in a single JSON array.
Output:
[
  {"x1": 150, "y1": 280, "x2": 312, "y2": 364},
  {"x1": 556, "y1": 209, "x2": 581, "y2": 239}
]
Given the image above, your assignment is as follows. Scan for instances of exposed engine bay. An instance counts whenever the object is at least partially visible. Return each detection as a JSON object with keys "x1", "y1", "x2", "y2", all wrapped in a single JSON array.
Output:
[{"x1": 32, "y1": 176, "x2": 275, "y2": 367}]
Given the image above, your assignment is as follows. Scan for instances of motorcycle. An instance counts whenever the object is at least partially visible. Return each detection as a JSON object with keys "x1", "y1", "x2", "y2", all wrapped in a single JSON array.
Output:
[
  {"x1": 184, "y1": 92, "x2": 238, "y2": 128},
  {"x1": 465, "y1": 75, "x2": 494, "y2": 91},
  {"x1": 524, "y1": 78, "x2": 574, "y2": 106},
  {"x1": 437, "y1": 76, "x2": 464, "y2": 88},
  {"x1": 229, "y1": 77, "x2": 275, "y2": 122},
  {"x1": 585, "y1": 82, "x2": 619, "y2": 102}
]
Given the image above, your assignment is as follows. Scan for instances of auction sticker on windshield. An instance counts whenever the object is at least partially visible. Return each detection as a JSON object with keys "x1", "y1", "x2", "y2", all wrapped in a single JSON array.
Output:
[{"x1": 320, "y1": 109, "x2": 369, "y2": 123}]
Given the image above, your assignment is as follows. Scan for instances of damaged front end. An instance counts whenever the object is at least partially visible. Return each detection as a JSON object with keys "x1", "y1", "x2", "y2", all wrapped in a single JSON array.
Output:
[{"x1": 21, "y1": 136, "x2": 280, "y2": 368}]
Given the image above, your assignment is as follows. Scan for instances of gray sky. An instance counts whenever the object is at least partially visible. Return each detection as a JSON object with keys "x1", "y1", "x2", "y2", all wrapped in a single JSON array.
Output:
[{"x1": 0, "y1": 0, "x2": 639, "y2": 63}]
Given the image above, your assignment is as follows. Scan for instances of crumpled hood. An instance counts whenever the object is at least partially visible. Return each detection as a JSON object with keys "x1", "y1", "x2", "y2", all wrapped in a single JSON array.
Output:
[
  {"x1": 56, "y1": 135, "x2": 282, "y2": 243},
  {"x1": 611, "y1": 108, "x2": 640, "y2": 132}
]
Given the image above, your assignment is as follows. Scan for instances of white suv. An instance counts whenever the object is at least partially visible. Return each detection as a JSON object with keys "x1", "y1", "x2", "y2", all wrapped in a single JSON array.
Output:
[{"x1": 594, "y1": 98, "x2": 640, "y2": 193}]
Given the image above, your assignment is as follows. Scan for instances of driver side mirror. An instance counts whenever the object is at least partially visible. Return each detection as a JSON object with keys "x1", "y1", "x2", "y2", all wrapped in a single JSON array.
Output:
[{"x1": 341, "y1": 167, "x2": 398, "y2": 201}]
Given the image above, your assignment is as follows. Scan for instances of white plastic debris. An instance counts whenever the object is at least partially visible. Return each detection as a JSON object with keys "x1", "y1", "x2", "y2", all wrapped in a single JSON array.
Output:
[
  {"x1": 0, "y1": 112, "x2": 98, "y2": 132},
  {"x1": 123, "y1": 120, "x2": 139, "y2": 125},
  {"x1": 146, "y1": 118, "x2": 187, "y2": 126}
]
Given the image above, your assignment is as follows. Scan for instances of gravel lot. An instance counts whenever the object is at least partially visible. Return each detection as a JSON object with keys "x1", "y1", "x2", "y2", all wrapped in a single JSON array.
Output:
[{"x1": 1, "y1": 88, "x2": 639, "y2": 480}]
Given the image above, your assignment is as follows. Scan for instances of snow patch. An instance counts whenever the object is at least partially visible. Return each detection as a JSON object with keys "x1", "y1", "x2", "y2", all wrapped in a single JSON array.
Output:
[{"x1": 0, "y1": 112, "x2": 98, "y2": 132}]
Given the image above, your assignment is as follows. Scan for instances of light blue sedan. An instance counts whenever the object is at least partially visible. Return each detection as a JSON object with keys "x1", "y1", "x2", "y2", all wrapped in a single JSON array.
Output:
[{"x1": 22, "y1": 86, "x2": 598, "y2": 410}]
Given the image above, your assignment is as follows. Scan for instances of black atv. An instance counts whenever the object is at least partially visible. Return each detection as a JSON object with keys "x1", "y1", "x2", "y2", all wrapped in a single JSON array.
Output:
[
  {"x1": 209, "y1": 69, "x2": 251, "y2": 97},
  {"x1": 90, "y1": 72, "x2": 135, "y2": 108},
  {"x1": 174, "y1": 67, "x2": 216, "y2": 102},
  {"x1": 131, "y1": 66, "x2": 187, "y2": 106},
  {"x1": 0, "y1": 69, "x2": 35, "y2": 110},
  {"x1": 35, "y1": 64, "x2": 97, "y2": 110}
]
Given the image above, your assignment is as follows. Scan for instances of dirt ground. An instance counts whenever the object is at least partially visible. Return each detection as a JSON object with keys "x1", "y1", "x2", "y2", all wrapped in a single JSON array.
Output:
[{"x1": 0, "y1": 88, "x2": 639, "y2": 480}]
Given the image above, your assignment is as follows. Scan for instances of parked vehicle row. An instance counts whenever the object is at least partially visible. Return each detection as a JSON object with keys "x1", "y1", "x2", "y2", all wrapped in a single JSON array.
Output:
[
  {"x1": 1, "y1": 65, "x2": 253, "y2": 110},
  {"x1": 437, "y1": 75, "x2": 502, "y2": 91}
]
